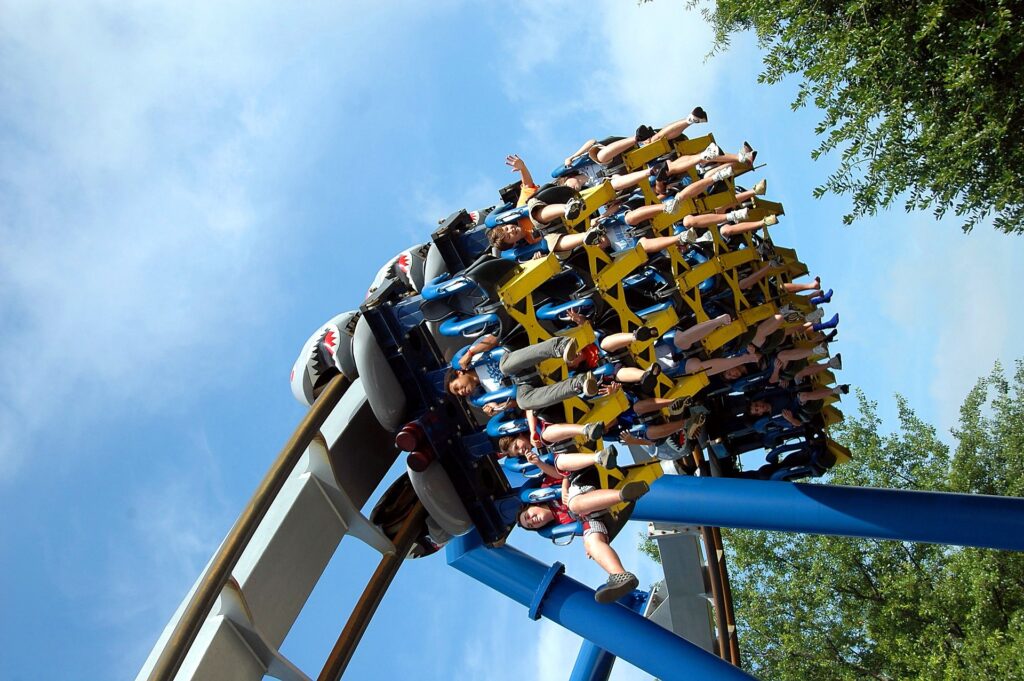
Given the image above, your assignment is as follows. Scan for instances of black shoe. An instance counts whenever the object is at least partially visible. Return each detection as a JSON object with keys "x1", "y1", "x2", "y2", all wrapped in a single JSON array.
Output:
[
  {"x1": 689, "y1": 107, "x2": 708, "y2": 124},
  {"x1": 563, "y1": 196, "x2": 585, "y2": 221},
  {"x1": 583, "y1": 225, "x2": 606, "y2": 246},
  {"x1": 639, "y1": 366, "x2": 660, "y2": 393},
  {"x1": 651, "y1": 160, "x2": 670, "y2": 182},
  {"x1": 635, "y1": 124, "x2": 655, "y2": 142},
  {"x1": 633, "y1": 325, "x2": 658, "y2": 342},
  {"x1": 595, "y1": 572, "x2": 639, "y2": 604}
]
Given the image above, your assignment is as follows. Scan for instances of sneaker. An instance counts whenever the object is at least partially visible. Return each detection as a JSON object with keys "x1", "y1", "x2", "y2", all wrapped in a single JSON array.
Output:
[
  {"x1": 836, "y1": 384, "x2": 850, "y2": 395},
  {"x1": 709, "y1": 165, "x2": 733, "y2": 182},
  {"x1": 688, "y1": 106, "x2": 708, "y2": 124},
  {"x1": 738, "y1": 141, "x2": 757, "y2": 164},
  {"x1": 650, "y1": 160, "x2": 670, "y2": 182},
  {"x1": 823, "y1": 329, "x2": 839, "y2": 343},
  {"x1": 812, "y1": 343, "x2": 827, "y2": 355},
  {"x1": 753, "y1": 179, "x2": 767, "y2": 195},
  {"x1": 663, "y1": 195, "x2": 680, "y2": 215},
  {"x1": 677, "y1": 228, "x2": 699, "y2": 246},
  {"x1": 763, "y1": 215, "x2": 779, "y2": 227},
  {"x1": 561, "y1": 337, "x2": 580, "y2": 364},
  {"x1": 633, "y1": 325, "x2": 659, "y2": 342},
  {"x1": 726, "y1": 207, "x2": 749, "y2": 223},
  {"x1": 805, "y1": 308, "x2": 825, "y2": 324},
  {"x1": 635, "y1": 124, "x2": 656, "y2": 143},
  {"x1": 828, "y1": 353, "x2": 842, "y2": 370},
  {"x1": 700, "y1": 142, "x2": 721, "y2": 161},
  {"x1": 640, "y1": 364, "x2": 661, "y2": 393},
  {"x1": 782, "y1": 308, "x2": 803, "y2": 324},
  {"x1": 595, "y1": 572, "x2": 640, "y2": 604},
  {"x1": 755, "y1": 240, "x2": 776, "y2": 258},
  {"x1": 584, "y1": 225, "x2": 606, "y2": 246},
  {"x1": 596, "y1": 446, "x2": 618, "y2": 469},
  {"x1": 582, "y1": 421, "x2": 606, "y2": 443},
  {"x1": 618, "y1": 480, "x2": 650, "y2": 502},
  {"x1": 564, "y1": 196, "x2": 585, "y2": 221},
  {"x1": 577, "y1": 371, "x2": 599, "y2": 397}
]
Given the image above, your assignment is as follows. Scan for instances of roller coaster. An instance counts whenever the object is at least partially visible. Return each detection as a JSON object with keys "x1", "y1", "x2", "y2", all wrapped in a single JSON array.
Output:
[{"x1": 136, "y1": 116, "x2": 1024, "y2": 681}]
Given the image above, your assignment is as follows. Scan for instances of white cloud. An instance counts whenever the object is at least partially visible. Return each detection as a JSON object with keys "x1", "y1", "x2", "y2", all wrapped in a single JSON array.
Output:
[
  {"x1": 536, "y1": 618, "x2": 583, "y2": 681},
  {"x1": 501, "y1": 0, "x2": 729, "y2": 149},
  {"x1": 47, "y1": 430, "x2": 233, "y2": 674},
  {"x1": 0, "y1": 1, "x2": 425, "y2": 477},
  {"x1": 876, "y1": 217, "x2": 1024, "y2": 432}
]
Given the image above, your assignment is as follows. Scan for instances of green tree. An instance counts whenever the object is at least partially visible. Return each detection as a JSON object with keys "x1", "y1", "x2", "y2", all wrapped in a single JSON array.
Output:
[
  {"x1": 639, "y1": 362, "x2": 1024, "y2": 678},
  {"x1": 647, "y1": 0, "x2": 1024, "y2": 233}
]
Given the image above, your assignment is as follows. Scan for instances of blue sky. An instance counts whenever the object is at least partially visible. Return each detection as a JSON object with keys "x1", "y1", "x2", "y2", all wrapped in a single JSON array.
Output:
[{"x1": 2, "y1": 2, "x2": 1022, "y2": 680}]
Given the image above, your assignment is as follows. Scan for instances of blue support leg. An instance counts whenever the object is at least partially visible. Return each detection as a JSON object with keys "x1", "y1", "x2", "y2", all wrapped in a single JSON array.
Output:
[
  {"x1": 568, "y1": 590, "x2": 648, "y2": 681},
  {"x1": 569, "y1": 640, "x2": 615, "y2": 681},
  {"x1": 633, "y1": 476, "x2": 1024, "y2": 551},
  {"x1": 446, "y1": 532, "x2": 755, "y2": 681}
]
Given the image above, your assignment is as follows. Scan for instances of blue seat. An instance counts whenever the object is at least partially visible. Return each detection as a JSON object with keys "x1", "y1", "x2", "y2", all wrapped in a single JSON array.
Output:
[
  {"x1": 501, "y1": 451, "x2": 555, "y2": 479},
  {"x1": 469, "y1": 384, "x2": 517, "y2": 409},
  {"x1": 538, "y1": 520, "x2": 584, "y2": 543},
  {"x1": 500, "y1": 240, "x2": 549, "y2": 262},
  {"x1": 536, "y1": 297, "x2": 595, "y2": 321},
  {"x1": 635, "y1": 300, "x2": 673, "y2": 318},
  {"x1": 486, "y1": 411, "x2": 527, "y2": 438},
  {"x1": 550, "y1": 155, "x2": 592, "y2": 179},
  {"x1": 439, "y1": 313, "x2": 501, "y2": 338},
  {"x1": 451, "y1": 345, "x2": 508, "y2": 371},
  {"x1": 484, "y1": 204, "x2": 527, "y2": 229},
  {"x1": 518, "y1": 484, "x2": 560, "y2": 504},
  {"x1": 421, "y1": 273, "x2": 478, "y2": 302}
]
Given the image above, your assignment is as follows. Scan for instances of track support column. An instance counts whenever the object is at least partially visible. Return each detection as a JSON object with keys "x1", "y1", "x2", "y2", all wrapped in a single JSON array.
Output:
[
  {"x1": 633, "y1": 476, "x2": 1024, "y2": 551},
  {"x1": 568, "y1": 591, "x2": 647, "y2": 681},
  {"x1": 446, "y1": 532, "x2": 755, "y2": 681}
]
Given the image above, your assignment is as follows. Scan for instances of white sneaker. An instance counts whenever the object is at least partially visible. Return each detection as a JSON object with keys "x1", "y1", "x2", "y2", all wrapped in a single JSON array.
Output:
[
  {"x1": 828, "y1": 353, "x2": 842, "y2": 370},
  {"x1": 805, "y1": 308, "x2": 825, "y2": 324},
  {"x1": 812, "y1": 343, "x2": 826, "y2": 355},
  {"x1": 709, "y1": 165, "x2": 733, "y2": 182},
  {"x1": 738, "y1": 141, "x2": 756, "y2": 164},
  {"x1": 753, "y1": 179, "x2": 767, "y2": 195},
  {"x1": 678, "y1": 228, "x2": 699, "y2": 245},
  {"x1": 687, "y1": 106, "x2": 708, "y2": 124},
  {"x1": 700, "y1": 142, "x2": 722, "y2": 161},
  {"x1": 663, "y1": 195, "x2": 679, "y2": 214},
  {"x1": 726, "y1": 207, "x2": 749, "y2": 223}
]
